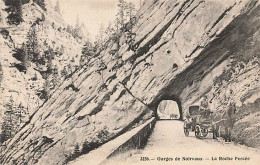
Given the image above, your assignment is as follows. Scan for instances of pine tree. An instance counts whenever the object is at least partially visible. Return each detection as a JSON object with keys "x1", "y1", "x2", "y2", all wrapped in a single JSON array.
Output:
[
  {"x1": 61, "y1": 66, "x2": 68, "y2": 77},
  {"x1": 33, "y1": 0, "x2": 47, "y2": 11},
  {"x1": 0, "y1": 98, "x2": 28, "y2": 143},
  {"x1": 16, "y1": 0, "x2": 23, "y2": 23},
  {"x1": 15, "y1": 103, "x2": 26, "y2": 127},
  {"x1": 80, "y1": 41, "x2": 95, "y2": 66},
  {"x1": 15, "y1": 0, "x2": 23, "y2": 24},
  {"x1": 67, "y1": 64, "x2": 73, "y2": 83},
  {"x1": 26, "y1": 25, "x2": 40, "y2": 63},
  {"x1": 125, "y1": 2, "x2": 136, "y2": 46},
  {"x1": 0, "y1": 10, "x2": 3, "y2": 23},
  {"x1": 21, "y1": 0, "x2": 30, "y2": 4},
  {"x1": 66, "y1": 25, "x2": 72, "y2": 34},
  {"x1": 82, "y1": 41, "x2": 94, "y2": 58},
  {"x1": 74, "y1": 143, "x2": 80, "y2": 158},
  {"x1": 5, "y1": 0, "x2": 23, "y2": 25},
  {"x1": 105, "y1": 21, "x2": 116, "y2": 40},
  {"x1": 73, "y1": 15, "x2": 81, "y2": 38},
  {"x1": 139, "y1": 0, "x2": 142, "y2": 8},
  {"x1": 12, "y1": 43, "x2": 26, "y2": 62},
  {"x1": 96, "y1": 24, "x2": 105, "y2": 49},
  {"x1": 0, "y1": 62, "x2": 2, "y2": 86},
  {"x1": 54, "y1": 0, "x2": 61, "y2": 13},
  {"x1": 0, "y1": 97, "x2": 14, "y2": 143},
  {"x1": 60, "y1": 45, "x2": 65, "y2": 55},
  {"x1": 117, "y1": 0, "x2": 127, "y2": 28},
  {"x1": 115, "y1": 17, "x2": 120, "y2": 35},
  {"x1": 46, "y1": 46, "x2": 54, "y2": 69},
  {"x1": 75, "y1": 15, "x2": 80, "y2": 32},
  {"x1": 50, "y1": 65, "x2": 59, "y2": 89},
  {"x1": 126, "y1": 2, "x2": 136, "y2": 22},
  {"x1": 22, "y1": 42, "x2": 30, "y2": 68},
  {"x1": 42, "y1": 79, "x2": 50, "y2": 100}
]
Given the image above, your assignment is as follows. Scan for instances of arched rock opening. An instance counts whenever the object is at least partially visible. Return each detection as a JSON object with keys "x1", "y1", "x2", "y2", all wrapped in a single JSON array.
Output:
[
  {"x1": 157, "y1": 100, "x2": 180, "y2": 120},
  {"x1": 149, "y1": 95, "x2": 183, "y2": 121}
]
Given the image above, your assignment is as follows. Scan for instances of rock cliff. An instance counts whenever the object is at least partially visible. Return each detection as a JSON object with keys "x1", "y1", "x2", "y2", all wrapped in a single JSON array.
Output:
[
  {"x1": 0, "y1": 0, "x2": 83, "y2": 123},
  {"x1": 0, "y1": 0, "x2": 260, "y2": 164}
]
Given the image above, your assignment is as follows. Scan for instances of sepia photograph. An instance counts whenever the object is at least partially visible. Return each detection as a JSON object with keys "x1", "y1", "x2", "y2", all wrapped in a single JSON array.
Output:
[{"x1": 0, "y1": 0, "x2": 260, "y2": 164}]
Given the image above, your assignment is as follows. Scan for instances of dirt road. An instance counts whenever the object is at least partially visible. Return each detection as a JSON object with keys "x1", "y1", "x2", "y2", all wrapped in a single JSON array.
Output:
[{"x1": 107, "y1": 120, "x2": 260, "y2": 165}]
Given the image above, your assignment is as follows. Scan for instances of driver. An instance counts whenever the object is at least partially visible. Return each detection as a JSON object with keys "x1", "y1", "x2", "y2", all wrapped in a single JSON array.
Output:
[
  {"x1": 201, "y1": 96, "x2": 209, "y2": 110},
  {"x1": 200, "y1": 96, "x2": 211, "y2": 118}
]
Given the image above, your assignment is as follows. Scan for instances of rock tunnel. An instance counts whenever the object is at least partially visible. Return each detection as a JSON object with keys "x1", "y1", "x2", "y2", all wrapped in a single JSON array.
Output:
[
  {"x1": 156, "y1": 100, "x2": 181, "y2": 120},
  {"x1": 148, "y1": 2, "x2": 260, "y2": 120},
  {"x1": 150, "y1": 95, "x2": 183, "y2": 120},
  {"x1": 1, "y1": 0, "x2": 260, "y2": 164}
]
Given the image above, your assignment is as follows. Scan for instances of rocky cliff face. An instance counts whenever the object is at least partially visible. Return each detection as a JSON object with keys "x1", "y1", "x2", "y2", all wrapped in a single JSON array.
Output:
[
  {"x1": 0, "y1": 0, "x2": 84, "y2": 151},
  {"x1": 1, "y1": 0, "x2": 260, "y2": 164},
  {"x1": 0, "y1": 0, "x2": 83, "y2": 122}
]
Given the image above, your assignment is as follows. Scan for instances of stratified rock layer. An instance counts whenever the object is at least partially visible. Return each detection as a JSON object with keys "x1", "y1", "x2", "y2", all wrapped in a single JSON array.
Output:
[{"x1": 1, "y1": 0, "x2": 260, "y2": 164}]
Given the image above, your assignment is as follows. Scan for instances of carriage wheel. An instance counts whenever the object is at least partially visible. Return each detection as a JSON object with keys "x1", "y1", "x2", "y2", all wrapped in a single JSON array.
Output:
[
  {"x1": 195, "y1": 125, "x2": 201, "y2": 138},
  {"x1": 202, "y1": 128, "x2": 208, "y2": 137},
  {"x1": 212, "y1": 126, "x2": 217, "y2": 139},
  {"x1": 184, "y1": 121, "x2": 189, "y2": 136}
]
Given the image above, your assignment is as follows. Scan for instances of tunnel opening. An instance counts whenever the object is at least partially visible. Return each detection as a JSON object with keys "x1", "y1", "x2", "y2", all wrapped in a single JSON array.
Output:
[
  {"x1": 157, "y1": 100, "x2": 180, "y2": 120},
  {"x1": 150, "y1": 95, "x2": 183, "y2": 121}
]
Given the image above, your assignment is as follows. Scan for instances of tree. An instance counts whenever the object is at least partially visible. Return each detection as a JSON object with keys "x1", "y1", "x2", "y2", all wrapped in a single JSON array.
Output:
[
  {"x1": 139, "y1": 0, "x2": 143, "y2": 8},
  {"x1": 44, "y1": 46, "x2": 54, "y2": 72},
  {"x1": 61, "y1": 66, "x2": 68, "y2": 77},
  {"x1": 26, "y1": 25, "x2": 40, "y2": 63},
  {"x1": 0, "y1": 62, "x2": 2, "y2": 86},
  {"x1": 54, "y1": 0, "x2": 61, "y2": 13},
  {"x1": 21, "y1": 0, "x2": 30, "y2": 5},
  {"x1": 22, "y1": 42, "x2": 30, "y2": 68},
  {"x1": 42, "y1": 79, "x2": 50, "y2": 100},
  {"x1": 12, "y1": 42, "x2": 30, "y2": 70},
  {"x1": 0, "y1": 97, "x2": 27, "y2": 143},
  {"x1": 72, "y1": 15, "x2": 83, "y2": 39},
  {"x1": 95, "y1": 24, "x2": 105, "y2": 49},
  {"x1": 66, "y1": 24, "x2": 73, "y2": 34},
  {"x1": 74, "y1": 143, "x2": 80, "y2": 158},
  {"x1": 125, "y1": 2, "x2": 136, "y2": 47},
  {"x1": 50, "y1": 65, "x2": 59, "y2": 89},
  {"x1": 16, "y1": 103, "x2": 27, "y2": 127},
  {"x1": 5, "y1": 0, "x2": 23, "y2": 25},
  {"x1": 33, "y1": 0, "x2": 47, "y2": 11},
  {"x1": 82, "y1": 41, "x2": 94, "y2": 56},
  {"x1": 15, "y1": 0, "x2": 23, "y2": 23},
  {"x1": 117, "y1": 0, "x2": 127, "y2": 28},
  {"x1": 80, "y1": 41, "x2": 94, "y2": 66},
  {"x1": 0, "y1": 10, "x2": 3, "y2": 23},
  {"x1": 105, "y1": 21, "x2": 115, "y2": 39},
  {"x1": 12, "y1": 43, "x2": 26, "y2": 62},
  {"x1": 0, "y1": 97, "x2": 15, "y2": 143},
  {"x1": 126, "y1": 2, "x2": 136, "y2": 22},
  {"x1": 75, "y1": 15, "x2": 80, "y2": 32}
]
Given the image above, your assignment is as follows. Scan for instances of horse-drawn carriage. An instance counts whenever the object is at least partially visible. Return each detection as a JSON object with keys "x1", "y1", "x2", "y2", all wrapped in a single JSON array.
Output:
[
  {"x1": 183, "y1": 105, "x2": 215, "y2": 138},
  {"x1": 184, "y1": 103, "x2": 236, "y2": 141}
]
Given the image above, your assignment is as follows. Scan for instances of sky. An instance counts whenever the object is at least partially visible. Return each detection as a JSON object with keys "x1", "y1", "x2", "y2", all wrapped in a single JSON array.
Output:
[{"x1": 59, "y1": 0, "x2": 141, "y2": 40}]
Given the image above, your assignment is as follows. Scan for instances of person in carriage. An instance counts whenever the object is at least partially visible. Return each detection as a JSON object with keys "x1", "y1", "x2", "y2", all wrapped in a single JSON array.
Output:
[{"x1": 199, "y1": 96, "x2": 213, "y2": 121}]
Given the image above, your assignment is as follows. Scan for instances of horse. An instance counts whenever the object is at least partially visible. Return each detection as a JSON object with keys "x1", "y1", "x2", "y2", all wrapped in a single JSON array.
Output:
[{"x1": 212, "y1": 102, "x2": 236, "y2": 142}]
